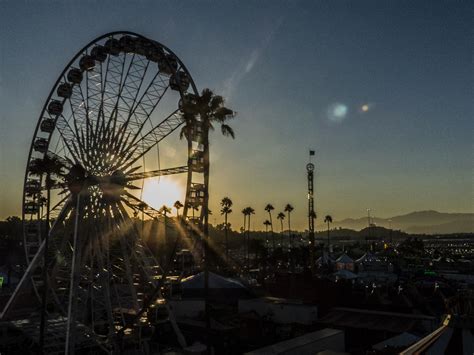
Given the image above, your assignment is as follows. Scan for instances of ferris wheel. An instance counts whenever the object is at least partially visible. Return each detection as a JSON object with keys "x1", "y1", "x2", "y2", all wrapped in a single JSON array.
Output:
[{"x1": 2, "y1": 31, "x2": 208, "y2": 353}]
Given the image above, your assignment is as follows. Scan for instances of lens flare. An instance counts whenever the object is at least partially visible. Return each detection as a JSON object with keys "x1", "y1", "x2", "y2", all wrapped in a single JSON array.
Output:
[{"x1": 327, "y1": 103, "x2": 348, "y2": 122}]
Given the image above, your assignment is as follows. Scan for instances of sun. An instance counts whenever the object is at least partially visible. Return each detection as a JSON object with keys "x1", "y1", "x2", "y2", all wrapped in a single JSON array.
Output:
[{"x1": 141, "y1": 177, "x2": 183, "y2": 214}]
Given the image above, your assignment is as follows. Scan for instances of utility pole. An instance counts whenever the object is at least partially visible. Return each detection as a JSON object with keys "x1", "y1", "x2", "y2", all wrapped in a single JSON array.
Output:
[{"x1": 307, "y1": 150, "x2": 316, "y2": 274}]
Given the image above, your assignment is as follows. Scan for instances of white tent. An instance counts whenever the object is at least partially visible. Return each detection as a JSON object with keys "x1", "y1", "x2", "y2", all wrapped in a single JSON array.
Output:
[
  {"x1": 180, "y1": 272, "x2": 250, "y2": 300},
  {"x1": 355, "y1": 252, "x2": 380, "y2": 264},
  {"x1": 181, "y1": 272, "x2": 246, "y2": 290}
]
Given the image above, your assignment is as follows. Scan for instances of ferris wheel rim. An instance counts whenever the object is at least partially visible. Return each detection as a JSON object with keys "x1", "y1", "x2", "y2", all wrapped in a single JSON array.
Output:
[
  {"x1": 22, "y1": 30, "x2": 201, "y2": 237},
  {"x1": 18, "y1": 31, "x2": 209, "y2": 340}
]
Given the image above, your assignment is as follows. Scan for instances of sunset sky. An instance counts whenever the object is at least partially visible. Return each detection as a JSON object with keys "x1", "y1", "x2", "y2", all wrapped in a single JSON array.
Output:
[{"x1": 0, "y1": 1, "x2": 472, "y2": 231}]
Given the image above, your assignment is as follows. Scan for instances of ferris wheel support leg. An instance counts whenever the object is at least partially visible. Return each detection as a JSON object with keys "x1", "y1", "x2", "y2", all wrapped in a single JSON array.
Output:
[
  {"x1": 65, "y1": 194, "x2": 82, "y2": 355},
  {"x1": 0, "y1": 240, "x2": 45, "y2": 320},
  {"x1": 1, "y1": 198, "x2": 72, "y2": 320}
]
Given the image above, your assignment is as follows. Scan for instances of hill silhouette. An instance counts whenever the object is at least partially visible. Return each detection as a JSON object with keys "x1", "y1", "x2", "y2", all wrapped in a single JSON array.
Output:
[{"x1": 319, "y1": 210, "x2": 473, "y2": 235}]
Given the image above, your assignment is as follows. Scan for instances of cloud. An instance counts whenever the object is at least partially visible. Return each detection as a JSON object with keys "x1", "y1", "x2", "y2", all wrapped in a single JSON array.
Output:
[{"x1": 222, "y1": 17, "x2": 284, "y2": 100}]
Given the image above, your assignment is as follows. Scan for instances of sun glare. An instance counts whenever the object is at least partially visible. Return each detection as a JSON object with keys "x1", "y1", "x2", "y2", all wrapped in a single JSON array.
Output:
[{"x1": 141, "y1": 177, "x2": 183, "y2": 213}]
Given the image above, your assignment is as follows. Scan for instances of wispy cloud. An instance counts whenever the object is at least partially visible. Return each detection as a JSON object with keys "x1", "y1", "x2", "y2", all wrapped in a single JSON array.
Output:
[{"x1": 222, "y1": 17, "x2": 284, "y2": 100}]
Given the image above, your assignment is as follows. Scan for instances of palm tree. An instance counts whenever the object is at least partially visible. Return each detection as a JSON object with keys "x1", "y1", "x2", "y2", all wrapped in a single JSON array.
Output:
[
  {"x1": 324, "y1": 215, "x2": 333, "y2": 254},
  {"x1": 264, "y1": 204, "x2": 275, "y2": 251},
  {"x1": 220, "y1": 197, "x2": 233, "y2": 261},
  {"x1": 173, "y1": 200, "x2": 183, "y2": 219},
  {"x1": 277, "y1": 212, "x2": 285, "y2": 232},
  {"x1": 284, "y1": 204, "x2": 294, "y2": 270},
  {"x1": 242, "y1": 207, "x2": 255, "y2": 270},
  {"x1": 179, "y1": 89, "x2": 235, "y2": 348},
  {"x1": 263, "y1": 220, "x2": 271, "y2": 232},
  {"x1": 241, "y1": 208, "x2": 247, "y2": 235},
  {"x1": 159, "y1": 205, "x2": 172, "y2": 217},
  {"x1": 284, "y1": 204, "x2": 294, "y2": 248},
  {"x1": 29, "y1": 155, "x2": 64, "y2": 352},
  {"x1": 179, "y1": 88, "x2": 235, "y2": 223}
]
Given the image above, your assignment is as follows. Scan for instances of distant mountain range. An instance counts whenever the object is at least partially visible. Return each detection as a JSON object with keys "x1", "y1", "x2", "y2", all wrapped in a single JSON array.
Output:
[{"x1": 318, "y1": 210, "x2": 474, "y2": 234}]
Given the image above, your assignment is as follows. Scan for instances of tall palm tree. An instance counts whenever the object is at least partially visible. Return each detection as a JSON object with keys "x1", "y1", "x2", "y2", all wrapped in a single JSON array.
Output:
[
  {"x1": 284, "y1": 204, "x2": 294, "y2": 270},
  {"x1": 179, "y1": 89, "x2": 235, "y2": 348},
  {"x1": 242, "y1": 207, "x2": 255, "y2": 270},
  {"x1": 277, "y1": 212, "x2": 285, "y2": 232},
  {"x1": 173, "y1": 200, "x2": 183, "y2": 219},
  {"x1": 284, "y1": 204, "x2": 294, "y2": 248},
  {"x1": 263, "y1": 220, "x2": 271, "y2": 232},
  {"x1": 264, "y1": 204, "x2": 275, "y2": 251},
  {"x1": 220, "y1": 197, "x2": 233, "y2": 262},
  {"x1": 159, "y1": 205, "x2": 172, "y2": 218},
  {"x1": 29, "y1": 155, "x2": 64, "y2": 351},
  {"x1": 179, "y1": 88, "x2": 235, "y2": 223},
  {"x1": 324, "y1": 215, "x2": 333, "y2": 254},
  {"x1": 241, "y1": 208, "x2": 247, "y2": 235}
]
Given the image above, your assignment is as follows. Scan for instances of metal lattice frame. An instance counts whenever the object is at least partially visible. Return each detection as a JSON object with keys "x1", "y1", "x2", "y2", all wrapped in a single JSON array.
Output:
[{"x1": 1, "y1": 31, "x2": 208, "y2": 354}]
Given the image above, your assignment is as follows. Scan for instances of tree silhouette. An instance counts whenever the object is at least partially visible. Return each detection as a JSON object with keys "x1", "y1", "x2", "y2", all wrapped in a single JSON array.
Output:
[
  {"x1": 242, "y1": 207, "x2": 255, "y2": 271},
  {"x1": 29, "y1": 155, "x2": 64, "y2": 351},
  {"x1": 180, "y1": 89, "x2": 235, "y2": 349},
  {"x1": 173, "y1": 200, "x2": 183, "y2": 219},
  {"x1": 324, "y1": 215, "x2": 333, "y2": 254},
  {"x1": 264, "y1": 204, "x2": 275, "y2": 251},
  {"x1": 220, "y1": 197, "x2": 233, "y2": 262},
  {"x1": 284, "y1": 204, "x2": 294, "y2": 248},
  {"x1": 277, "y1": 212, "x2": 285, "y2": 232}
]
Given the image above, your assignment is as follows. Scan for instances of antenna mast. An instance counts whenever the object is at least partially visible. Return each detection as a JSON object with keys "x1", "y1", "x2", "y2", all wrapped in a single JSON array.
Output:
[{"x1": 307, "y1": 150, "x2": 316, "y2": 274}]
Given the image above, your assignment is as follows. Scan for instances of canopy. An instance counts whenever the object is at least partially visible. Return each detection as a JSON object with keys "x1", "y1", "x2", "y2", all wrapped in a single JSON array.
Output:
[
  {"x1": 336, "y1": 253, "x2": 354, "y2": 264},
  {"x1": 181, "y1": 272, "x2": 246, "y2": 290},
  {"x1": 180, "y1": 272, "x2": 251, "y2": 301},
  {"x1": 356, "y1": 252, "x2": 380, "y2": 263}
]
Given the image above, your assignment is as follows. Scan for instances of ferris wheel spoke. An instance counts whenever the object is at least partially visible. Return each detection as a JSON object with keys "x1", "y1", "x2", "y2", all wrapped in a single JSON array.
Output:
[
  {"x1": 86, "y1": 215, "x2": 115, "y2": 334},
  {"x1": 114, "y1": 202, "x2": 189, "y2": 348},
  {"x1": 105, "y1": 206, "x2": 139, "y2": 312},
  {"x1": 65, "y1": 91, "x2": 91, "y2": 167},
  {"x1": 121, "y1": 71, "x2": 171, "y2": 146},
  {"x1": 109, "y1": 53, "x2": 143, "y2": 128},
  {"x1": 119, "y1": 109, "x2": 183, "y2": 171},
  {"x1": 103, "y1": 56, "x2": 152, "y2": 165},
  {"x1": 106, "y1": 204, "x2": 142, "y2": 312},
  {"x1": 117, "y1": 56, "x2": 151, "y2": 130},
  {"x1": 85, "y1": 59, "x2": 104, "y2": 128},
  {"x1": 40, "y1": 105, "x2": 81, "y2": 163},
  {"x1": 120, "y1": 192, "x2": 164, "y2": 220},
  {"x1": 115, "y1": 202, "x2": 163, "y2": 275}
]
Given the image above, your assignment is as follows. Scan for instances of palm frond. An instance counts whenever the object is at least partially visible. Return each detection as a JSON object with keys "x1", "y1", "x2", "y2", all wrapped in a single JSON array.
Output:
[{"x1": 221, "y1": 124, "x2": 235, "y2": 138}]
